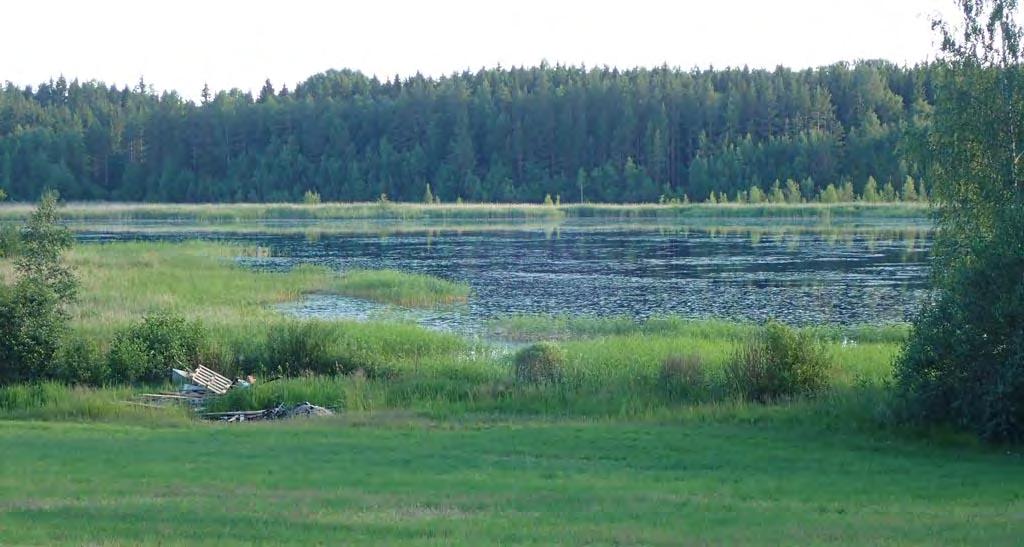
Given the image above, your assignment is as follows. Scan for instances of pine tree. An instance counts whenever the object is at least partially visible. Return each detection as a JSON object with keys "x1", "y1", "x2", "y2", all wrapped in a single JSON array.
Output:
[
  {"x1": 784, "y1": 179, "x2": 802, "y2": 203},
  {"x1": 258, "y1": 79, "x2": 276, "y2": 104},
  {"x1": 882, "y1": 180, "x2": 897, "y2": 201},
  {"x1": 840, "y1": 181, "x2": 856, "y2": 201},
  {"x1": 862, "y1": 176, "x2": 880, "y2": 202},
  {"x1": 901, "y1": 175, "x2": 918, "y2": 201},
  {"x1": 819, "y1": 183, "x2": 840, "y2": 203}
]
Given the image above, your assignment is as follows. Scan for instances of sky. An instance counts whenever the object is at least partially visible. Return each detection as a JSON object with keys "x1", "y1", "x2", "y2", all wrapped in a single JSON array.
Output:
[{"x1": 2, "y1": 0, "x2": 961, "y2": 100}]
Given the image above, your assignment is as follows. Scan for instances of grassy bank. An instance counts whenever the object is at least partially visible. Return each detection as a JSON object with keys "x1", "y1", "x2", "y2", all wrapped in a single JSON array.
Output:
[
  {"x1": 1, "y1": 412, "x2": 1020, "y2": 545},
  {"x1": 0, "y1": 200, "x2": 930, "y2": 223}
]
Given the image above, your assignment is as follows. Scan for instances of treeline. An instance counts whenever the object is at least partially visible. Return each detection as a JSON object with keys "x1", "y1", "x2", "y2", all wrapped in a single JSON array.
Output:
[{"x1": 0, "y1": 61, "x2": 934, "y2": 203}]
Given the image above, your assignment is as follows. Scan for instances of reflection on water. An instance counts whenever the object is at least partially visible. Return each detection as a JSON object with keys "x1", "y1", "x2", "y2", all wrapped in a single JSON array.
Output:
[{"x1": 78, "y1": 218, "x2": 932, "y2": 327}]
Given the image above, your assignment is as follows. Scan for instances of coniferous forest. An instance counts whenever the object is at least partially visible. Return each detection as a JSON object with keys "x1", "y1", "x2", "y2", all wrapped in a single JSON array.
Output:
[{"x1": 0, "y1": 61, "x2": 934, "y2": 203}]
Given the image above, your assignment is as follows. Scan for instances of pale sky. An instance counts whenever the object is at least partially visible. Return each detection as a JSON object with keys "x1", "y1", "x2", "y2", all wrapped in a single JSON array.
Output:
[{"x1": 3, "y1": 0, "x2": 960, "y2": 100}]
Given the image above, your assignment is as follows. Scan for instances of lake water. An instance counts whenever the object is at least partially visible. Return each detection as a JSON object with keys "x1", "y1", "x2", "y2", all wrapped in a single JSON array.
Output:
[{"x1": 78, "y1": 218, "x2": 932, "y2": 329}]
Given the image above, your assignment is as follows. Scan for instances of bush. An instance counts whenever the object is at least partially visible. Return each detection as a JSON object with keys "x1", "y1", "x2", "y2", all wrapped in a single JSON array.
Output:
[
  {"x1": 726, "y1": 320, "x2": 830, "y2": 402},
  {"x1": 52, "y1": 337, "x2": 108, "y2": 385},
  {"x1": 895, "y1": 245, "x2": 1024, "y2": 442},
  {"x1": 0, "y1": 279, "x2": 66, "y2": 384},
  {"x1": 108, "y1": 314, "x2": 207, "y2": 384},
  {"x1": 658, "y1": 353, "x2": 707, "y2": 401},
  {"x1": 514, "y1": 342, "x2": 566, "y2": 384}
]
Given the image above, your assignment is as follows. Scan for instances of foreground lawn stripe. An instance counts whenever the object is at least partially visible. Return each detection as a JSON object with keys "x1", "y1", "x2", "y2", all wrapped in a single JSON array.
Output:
[{"x1": 0, "y1": 419, "x2": 1020, "y2": 545}]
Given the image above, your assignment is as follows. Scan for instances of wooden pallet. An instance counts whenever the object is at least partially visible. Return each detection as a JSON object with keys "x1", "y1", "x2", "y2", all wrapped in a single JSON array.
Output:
[{"x1": 192, "y1": 365, "x2": 232, "y2": 395}]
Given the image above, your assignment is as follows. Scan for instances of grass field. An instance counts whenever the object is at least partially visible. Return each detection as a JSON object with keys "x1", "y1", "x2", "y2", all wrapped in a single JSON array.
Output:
[{"x1": 1, "y1": 411, "x2": 1021, "y2": 545}]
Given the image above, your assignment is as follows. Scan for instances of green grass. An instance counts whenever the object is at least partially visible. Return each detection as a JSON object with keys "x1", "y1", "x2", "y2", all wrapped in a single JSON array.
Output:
[
  {"x1": 60, "y1": 241, "x2": 471, "y2": 331},
  {"x1": 0, "y1": 383, "x2": 192, "y2": 426},
  {"x1": 0, "y1": 411, "x2": 1020, "y2": 545},
  {"x1": 337, "y1": 269, "x2": 470, "y2": 307}
]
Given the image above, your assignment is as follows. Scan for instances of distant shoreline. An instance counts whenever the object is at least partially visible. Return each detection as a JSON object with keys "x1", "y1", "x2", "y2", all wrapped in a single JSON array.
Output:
[{"x1": 0, "y1": 201, "x2": 931, "y2": 222}]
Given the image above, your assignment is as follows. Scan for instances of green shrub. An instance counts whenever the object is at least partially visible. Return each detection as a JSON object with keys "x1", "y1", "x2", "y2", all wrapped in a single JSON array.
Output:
[
  {"x1": 726, "y1": 320, "x2": 831, "y2": 402},
  {"x1": 52, "y1": 337, "x2": 108, "y2": 385},
  {"x1": 514, "y1": 342, "x2": 566, "y2": 384},
  {"x1": 658, "y1": 353, "x2": 707, "y2": 401},
  {"x1": 0, "y1": 279, "x2": 66, "y2": 384},
  {"x1": 108, "y1": 314, "x2": 206, "y2": 383},
  {"x1": 895, "y1": 245, "x2": 1024, "y2": 442}
]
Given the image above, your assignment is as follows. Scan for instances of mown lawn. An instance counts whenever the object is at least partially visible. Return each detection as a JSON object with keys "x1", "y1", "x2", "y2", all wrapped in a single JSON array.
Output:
[{"x1": 0, "y1": 415, "x2": 1020, "y2": 545}]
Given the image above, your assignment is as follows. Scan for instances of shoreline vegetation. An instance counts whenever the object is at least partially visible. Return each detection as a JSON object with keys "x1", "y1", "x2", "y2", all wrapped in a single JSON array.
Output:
[
  {"x1": 1, "y1": 240, "x2": 907, "y2": 415},
  {"x1": 0, "y1": 200, "x2": 931, "y2": 223}
]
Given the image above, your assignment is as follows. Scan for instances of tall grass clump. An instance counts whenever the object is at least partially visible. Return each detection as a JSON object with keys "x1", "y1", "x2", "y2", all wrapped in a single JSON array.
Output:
[
  {"x1": 514, "y1": 342, "x2": 567, "y2": 384},
  {"x1": 256, "y1": 319, "x2": 466, "y2": 377},
  {"x1": 0, "y1": 223, "x2": 20, "y2": 258},
  {"x1": 0, "y1": 382, "x2": 191, "y2": 425},
  {"x1": 657, "y1": 354, "x2": 709, "y2": 402},
  {"x1": 207, "y1": 376, "x2": 350, "y2": 413},
  {"x1": 336, "y1": 269, "x2": 470, "y2": 307},
  {"x1": 261, "y1": 321, "x2": 339, "y2": 376},
  {"x1": 726, "y1": 320, "x2": 831, "y2": 402}
]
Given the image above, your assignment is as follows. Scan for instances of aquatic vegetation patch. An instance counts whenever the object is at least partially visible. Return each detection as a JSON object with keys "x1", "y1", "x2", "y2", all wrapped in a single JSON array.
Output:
[{"x1": 335, "y1": 268, "x2": 471, "y2": 307}]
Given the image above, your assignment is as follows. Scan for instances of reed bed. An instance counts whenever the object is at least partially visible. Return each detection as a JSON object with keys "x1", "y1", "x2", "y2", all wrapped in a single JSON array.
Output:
[{"x1": 0, "y1": 200, "x2": 930, "y2": 223}]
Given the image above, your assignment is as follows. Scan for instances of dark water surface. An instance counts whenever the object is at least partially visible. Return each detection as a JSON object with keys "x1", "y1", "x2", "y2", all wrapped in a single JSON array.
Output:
[{"x1": 78, "y1": 218, "x2": 932, "y2": 328}]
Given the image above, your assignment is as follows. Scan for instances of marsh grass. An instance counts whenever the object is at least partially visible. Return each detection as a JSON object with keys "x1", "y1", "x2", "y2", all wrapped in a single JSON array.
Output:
[
  {"x1": 337, "y1": 268, "x2": 470, "y2": 307},
  {"x1": 21, "y1": 241, "x2": 465, "y2": 350},
  {"x1": 64, "y1": 241, "x2": 337, "y2": 338}
]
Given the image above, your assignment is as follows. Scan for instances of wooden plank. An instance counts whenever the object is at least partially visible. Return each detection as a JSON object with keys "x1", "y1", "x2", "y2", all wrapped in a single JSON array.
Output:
[{"x1": 201, "y1": 410, "x2": 267, "y2": 417}]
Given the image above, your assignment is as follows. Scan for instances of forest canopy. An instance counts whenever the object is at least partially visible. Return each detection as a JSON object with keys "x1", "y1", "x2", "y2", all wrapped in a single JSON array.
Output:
[{"x1": 0, "y1": 61, "x2": 934, "y2": 203}]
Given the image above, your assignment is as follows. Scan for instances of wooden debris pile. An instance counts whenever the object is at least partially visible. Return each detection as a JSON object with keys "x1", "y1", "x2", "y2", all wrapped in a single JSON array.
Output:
[
  {"x1": 131, "y1": 366, "x2": 239, "y2": 409},
  {"x1": 203, "y1": 402, "x2": 335, "y2": 423},
  {"x1": 129, "y1": 365, "x2": 335, "y2": 423}
]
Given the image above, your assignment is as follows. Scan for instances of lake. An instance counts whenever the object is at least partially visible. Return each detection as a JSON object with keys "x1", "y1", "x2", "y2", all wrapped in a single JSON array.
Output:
[{"x1": 75, "y1": 217, "x2": 932, "y2": 330}]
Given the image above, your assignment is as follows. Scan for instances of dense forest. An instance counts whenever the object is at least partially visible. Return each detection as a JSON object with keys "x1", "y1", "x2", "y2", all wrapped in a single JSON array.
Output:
[{"x1": 0, "y1": 61, "x2": 934, "y2": 203}]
